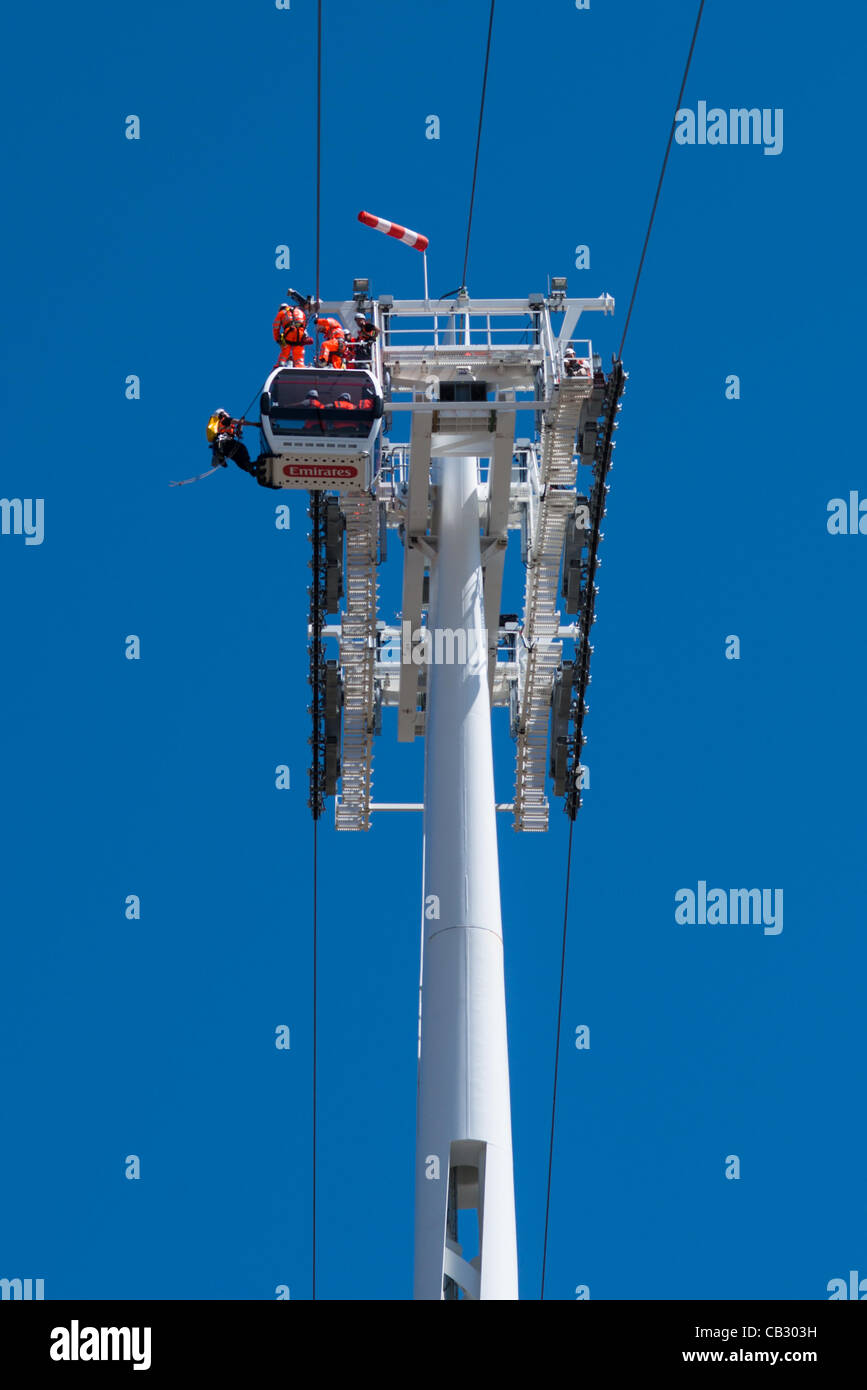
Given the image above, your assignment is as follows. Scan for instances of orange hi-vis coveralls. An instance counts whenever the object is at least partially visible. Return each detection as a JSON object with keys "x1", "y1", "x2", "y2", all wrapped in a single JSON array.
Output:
[
  {"x1": 315, "y1": 317, "x2": 347, "y2": 369},
  {"x1": 333, "y1": 398, "x2": 358, "y2": 430},
  {"x1": 302, "y1": 396, "x2": 326, "y2": 431},
  {"x1": 273, "y1": 305, "x2": 308, "y2": 368}
]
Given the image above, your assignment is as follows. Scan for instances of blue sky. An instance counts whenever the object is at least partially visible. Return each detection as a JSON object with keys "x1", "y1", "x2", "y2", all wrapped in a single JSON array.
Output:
[{"x1": 1, "y1": 0, "x2": 864, "y2": 1300}]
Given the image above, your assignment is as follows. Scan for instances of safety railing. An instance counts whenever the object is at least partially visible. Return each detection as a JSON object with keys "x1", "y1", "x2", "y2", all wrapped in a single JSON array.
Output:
[
  {"x1": 384, "y1": 313, "x2": 542, "y2": 343},
  {"x1": 343, "y1": 339, "x2": 384, "y2": 383},
  {"x1": 381, "y1": 309, "x2": 549, "y2": 358}
]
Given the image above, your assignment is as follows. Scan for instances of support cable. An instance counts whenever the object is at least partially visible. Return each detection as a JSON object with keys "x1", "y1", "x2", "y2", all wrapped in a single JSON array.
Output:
[
  {"x1": 311, "y1": 0, "x2": 323, "y2": 1302},
  {"x1": 542, "y1": 2, "x2": 705, "y2": 1298},
  {"x1": 309, "y1": 493, "x2": 325, "y2": 1300},
  {"x1": 315, "y1": 0, "x2": 322, "y2": 308},
  {"x1": 312, "y1": 815, "x2": 318, "y2": 1300},
  {"x1": 617, "y1": 0, "x2": 706, "y2": 359},
  {"x1": 460, "y1": 0, "x2": 495, "y2": 291},
  {"x1": 540, "y1": 816, "x2": 574, "y2": 1302}
]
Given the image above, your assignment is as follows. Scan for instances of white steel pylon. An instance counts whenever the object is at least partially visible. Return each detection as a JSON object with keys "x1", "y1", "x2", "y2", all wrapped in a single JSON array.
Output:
[
  {"x1": 305, "y1": 287, "x2": 623, "y2": 1298},
  {"x1": 414, "y1": 453, "x2": 518, "y2": 1301}
]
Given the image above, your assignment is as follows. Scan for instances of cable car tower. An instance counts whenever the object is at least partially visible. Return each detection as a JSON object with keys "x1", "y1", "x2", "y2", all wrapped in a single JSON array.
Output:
[{"x1": 261, "y1": 281, "x2": 625, "y2": 1298}]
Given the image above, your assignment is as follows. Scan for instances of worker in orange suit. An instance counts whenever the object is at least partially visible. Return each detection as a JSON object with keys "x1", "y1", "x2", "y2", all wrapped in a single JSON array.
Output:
[
  {"x1": 302, "y1": 390, "x2": 326, "y2": 431},
  {"x1": 333, "y1": 392, "x2": 358, "y2": 430},
  {"x1": 273, "y1": 303, "x2": 312, "y2": 369},
  {"x1": 315, "y1": 316, "x2": 347, "y2": 369}
]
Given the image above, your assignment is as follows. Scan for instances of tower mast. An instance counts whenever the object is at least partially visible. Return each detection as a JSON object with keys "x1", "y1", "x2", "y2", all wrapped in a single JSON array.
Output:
[
  {"x1": 290, "y1": 285, "x2": 624, "y2": 1298},
  {"x1": 414, "y1": 449, "x2": 518, "y2": 1300}
]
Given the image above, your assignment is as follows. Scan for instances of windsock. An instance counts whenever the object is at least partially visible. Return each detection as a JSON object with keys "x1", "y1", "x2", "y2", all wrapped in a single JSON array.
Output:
[{"x1": 358, "y1": 210, "x2": 429, "y2": 252}]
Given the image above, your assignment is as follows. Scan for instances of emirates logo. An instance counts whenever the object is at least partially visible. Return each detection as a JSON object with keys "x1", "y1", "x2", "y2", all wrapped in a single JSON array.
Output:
[{"x1": 282, "y1": 464, "x2": 358, "y2": 479}]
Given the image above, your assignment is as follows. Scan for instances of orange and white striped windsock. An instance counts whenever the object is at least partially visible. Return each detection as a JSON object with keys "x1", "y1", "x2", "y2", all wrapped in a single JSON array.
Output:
[{"x1": 358, "y1": 210, "x2": 429, "y2": 252}]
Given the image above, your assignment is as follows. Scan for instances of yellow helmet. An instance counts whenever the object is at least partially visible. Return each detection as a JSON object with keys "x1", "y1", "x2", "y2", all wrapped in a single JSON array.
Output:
[{"x1": 206, "y1": 410, "x2": 228, "y2": 443}]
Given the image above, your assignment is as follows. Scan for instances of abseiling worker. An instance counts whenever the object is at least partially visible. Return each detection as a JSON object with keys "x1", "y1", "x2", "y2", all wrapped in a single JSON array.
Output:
[{"x1": 206, "y1": 409, "x2": 255, "y2": 474}]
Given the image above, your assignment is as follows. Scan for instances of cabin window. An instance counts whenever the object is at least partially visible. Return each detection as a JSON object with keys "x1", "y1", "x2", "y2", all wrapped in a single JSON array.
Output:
[{"x1": 268, "y1": 370, "x2": 381, "y2": 440}]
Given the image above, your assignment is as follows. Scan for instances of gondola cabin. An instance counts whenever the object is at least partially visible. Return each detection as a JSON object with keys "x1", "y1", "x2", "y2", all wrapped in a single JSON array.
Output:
[{"x1": 257, "y1": 368, "x2": 384, "y2": 492}]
